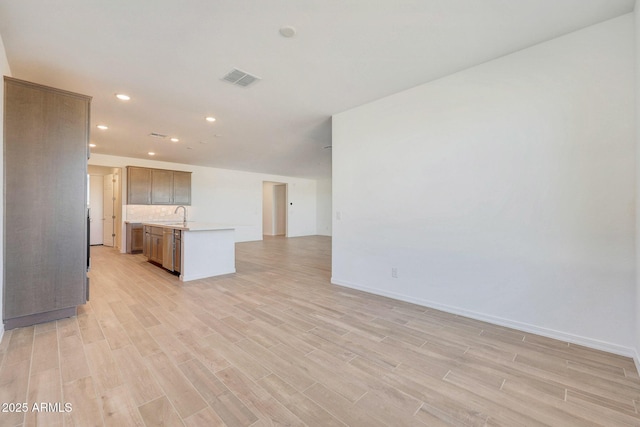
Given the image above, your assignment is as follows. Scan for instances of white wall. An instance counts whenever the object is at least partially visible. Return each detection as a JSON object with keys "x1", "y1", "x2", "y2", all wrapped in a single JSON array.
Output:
[
  {"x1": 316, "y1": 178, "x2": 332, "y2": 236},
  {"x1": 89, "y1": 154, "x2": 318, "y2": 243},
  {"x1": 333, "y1": 15, "x2": 636, "y2": 356},
  {"x1": 0, "y1": 34, "x2": 11, "y2": 343},
  {"x1": 635, "y1": 0, "x2": 640, "y2": 369}
]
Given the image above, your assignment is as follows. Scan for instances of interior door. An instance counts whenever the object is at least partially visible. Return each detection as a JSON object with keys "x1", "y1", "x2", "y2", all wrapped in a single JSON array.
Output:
[
  {"x1": 103, "y1": 173, "x2": 114, "y2": 247},
  {"x1": 89, "y1": 175, "x2": 103, "y2": 245},
  {"x1": 273, "y1": 184, "x2": 287, "y2": 236}
]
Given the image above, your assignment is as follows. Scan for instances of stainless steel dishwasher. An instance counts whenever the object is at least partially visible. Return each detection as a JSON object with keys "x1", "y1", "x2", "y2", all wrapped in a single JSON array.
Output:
[
  {"x1": 162, "y1": 228, "x2": 182, "y2": 273},
  {"x1": 174, "y1": 229, "x2": 181, "y2": 274}
]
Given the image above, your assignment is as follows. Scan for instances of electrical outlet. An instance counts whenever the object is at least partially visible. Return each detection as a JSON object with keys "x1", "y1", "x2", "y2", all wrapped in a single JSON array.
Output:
[{"x1": 391, "y1": 267, "x2": 398, "y2": 278}]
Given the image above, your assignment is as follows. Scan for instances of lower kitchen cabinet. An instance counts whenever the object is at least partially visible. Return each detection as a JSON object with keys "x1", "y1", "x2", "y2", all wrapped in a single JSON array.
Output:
[
  {"x1": 132, "y1": 227, "x2": 144, "y2": 252},
  {"x1": 143, "y1": 226, "x2": 164, "y2": 264},
  {"x1": 143, "y1": 226, "x2": 150, "y2": 257},
  {"x1": 142, "y1": 222, "x2": 235, "y2": 281},
  {"x1": 126, "y1": 222, "x2": 143, "y2": 253}
]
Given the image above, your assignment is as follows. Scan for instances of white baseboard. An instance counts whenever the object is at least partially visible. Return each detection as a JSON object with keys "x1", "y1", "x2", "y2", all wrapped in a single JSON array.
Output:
[
  {"x1": 331, "y1": 277, "x2": 636, "y2": 359},
  {"x1": 180, "y1": 269, "x2": 236, "y2": 282},
  {"x1": 0, "y1": 324, "x2": 4, "y2": 347}
]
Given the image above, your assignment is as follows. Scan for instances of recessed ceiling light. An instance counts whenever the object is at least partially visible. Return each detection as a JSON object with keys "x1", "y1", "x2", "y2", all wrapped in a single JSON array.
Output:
[
  {"x1": 148, "y1": 152, "x2": 155, "y2": 156},
  {"x1": 279, "y1": 26, "x2": 296, "y2": 38},
  {"x1": 96, "y1": 125, "x2": 108, "y2": 130},
  {"x1": 89, "y1": 143, "x2": 97, "y2": 147},
  {"x1": 115, "y1": 93, "x2": 130, "y2": 101},
  {"x1": 205, "y1": 116, "x2": 216, "y2": 122},
  {"x1": 170, "y1": 138, "x2": 179, "y2": 142}
]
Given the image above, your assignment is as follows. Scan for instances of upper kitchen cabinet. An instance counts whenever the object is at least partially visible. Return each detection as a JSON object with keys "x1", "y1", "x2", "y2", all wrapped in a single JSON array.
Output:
[
  {"x1": 151, "y1": 168, "x2": 173, "y2": 204},
  {"x1": 127, "y1": 166, "x2": 191, "y2": 205},
  {"x1": 127, "y1": 166, "x2": 152, "y2": 204},
  {"x1": 172, "y1": 171, "x2": 192, "y2": 205},
  {"x1": 3, "y1": 77, "x2": 90, "y2": 329}
]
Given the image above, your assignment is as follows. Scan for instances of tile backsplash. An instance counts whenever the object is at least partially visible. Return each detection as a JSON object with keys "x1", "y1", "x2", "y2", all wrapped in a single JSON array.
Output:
[{"x1": 126, "y1": 205, "x2": 191, "y2": 222}]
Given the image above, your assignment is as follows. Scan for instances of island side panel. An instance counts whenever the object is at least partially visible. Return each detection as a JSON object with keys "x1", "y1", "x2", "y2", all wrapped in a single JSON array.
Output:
[{"x1": 180, "y1": 229, "x2": 236, "y2": 281}]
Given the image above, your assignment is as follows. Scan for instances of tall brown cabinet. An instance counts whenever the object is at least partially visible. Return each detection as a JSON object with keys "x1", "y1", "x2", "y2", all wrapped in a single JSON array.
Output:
[{"x1": 3, "y1": 77, "x2": 90, "y2": 329}]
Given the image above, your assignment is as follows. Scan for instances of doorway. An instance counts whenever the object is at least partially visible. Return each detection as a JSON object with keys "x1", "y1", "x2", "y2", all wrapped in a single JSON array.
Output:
[
  {"x1": 103, "y1": 173, "x2": 115, "y2": 246},
  {"x1": 89, "y1": 175, "x2": 104, "y2": 245},
  {"x1": 88, "y1": 166, "x2": 122, "y2": 249},
  {"x1": 262, "y1": 182, "x2": 287, "y2": 237}
]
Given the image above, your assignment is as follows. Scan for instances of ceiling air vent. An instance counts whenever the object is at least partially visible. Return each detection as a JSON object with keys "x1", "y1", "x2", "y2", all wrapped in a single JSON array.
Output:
[
  {"x1": 149, "y1": 132, "x2": 168, "y2": 139},
  {"x1": 222, "y1": 68, "x2": 261, "y2": 87}
]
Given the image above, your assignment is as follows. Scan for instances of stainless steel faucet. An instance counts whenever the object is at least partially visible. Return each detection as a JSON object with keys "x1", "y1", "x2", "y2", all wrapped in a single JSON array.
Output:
[{"x1": 174, "y1": 205, "x2": 187, "y2": 223}]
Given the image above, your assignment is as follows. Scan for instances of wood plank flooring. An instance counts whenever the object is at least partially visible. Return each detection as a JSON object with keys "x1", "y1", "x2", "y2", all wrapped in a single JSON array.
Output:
[{"x1": 1, "y1": 235, "x2": 640, "y2": 426}]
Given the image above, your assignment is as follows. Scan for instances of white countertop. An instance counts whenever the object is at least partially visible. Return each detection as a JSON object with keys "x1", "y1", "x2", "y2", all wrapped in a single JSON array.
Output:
[{"x1": 141, "y1": 221, "x2": 235, "y2": 231}]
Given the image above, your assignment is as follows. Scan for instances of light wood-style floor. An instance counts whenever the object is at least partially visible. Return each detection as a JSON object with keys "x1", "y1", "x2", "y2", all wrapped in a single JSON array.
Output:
[{"x1": 1, "y1": 236, "x2": 640, "y2": 426}]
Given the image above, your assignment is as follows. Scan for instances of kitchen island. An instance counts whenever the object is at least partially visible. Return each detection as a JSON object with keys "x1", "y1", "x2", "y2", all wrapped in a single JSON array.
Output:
[{"x1": 142, "y1": 222, "x2": 235, "y2": 282}]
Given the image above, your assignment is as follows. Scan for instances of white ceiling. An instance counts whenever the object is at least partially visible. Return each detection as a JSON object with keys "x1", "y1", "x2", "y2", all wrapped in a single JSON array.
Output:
[{"x1": 0, "y1": 0, "x2": 634, "y2": 179}]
